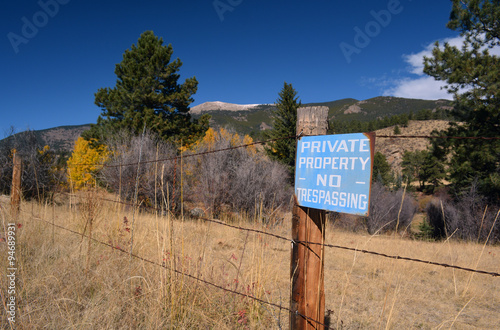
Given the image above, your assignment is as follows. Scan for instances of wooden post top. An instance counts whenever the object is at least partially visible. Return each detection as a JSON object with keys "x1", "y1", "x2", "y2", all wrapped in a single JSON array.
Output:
[
  {"x1": 292, "y1": 105, "x2": 328, "y2": 330},
  {"x1": 296, "y1": 106, "x2": 329, "y2": 136}
]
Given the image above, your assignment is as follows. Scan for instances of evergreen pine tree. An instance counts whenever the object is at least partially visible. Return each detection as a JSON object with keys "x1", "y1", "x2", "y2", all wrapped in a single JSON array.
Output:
[
  {"x1": 409, "y1": 110, "x2": 415, "y2": 120},
  {"x1": 372, "y1": 152, "x2": 392, "y2": 187},
  {"x1": 266, "y1": 82, "x2": 301, "y2": 179},
  {"x1": 83, "y1": 31, "x2": 209, "y2": 147},
  {"x1": 423, "y1": 0, "x2": 500, "y2": 202},
  {"x1": 400, "y1": 113, "x2": 409, "y2": 127},
  {"x1": 419, "y1": 153, "x2": 445, "y2": 193},
  {"x1": 401, "y1": 150, "x2": 429, "y2": 190}
]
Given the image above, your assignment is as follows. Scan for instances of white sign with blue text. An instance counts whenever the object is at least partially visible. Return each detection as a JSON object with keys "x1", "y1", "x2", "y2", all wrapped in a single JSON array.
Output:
[{"x1": 295, "y1": 133, "x2": 374, "y2": 216}]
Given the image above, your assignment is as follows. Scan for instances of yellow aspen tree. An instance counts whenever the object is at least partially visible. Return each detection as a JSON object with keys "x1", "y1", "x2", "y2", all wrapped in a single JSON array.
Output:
[
  {"x1": 201, "y1": 127, "x2": 217, "y2": 150},
  {"x1": 191, "y1": 127, "x2": 256, "y2": 154},
  {"x1": 67, "y1": 137, "x2": 109, "y2": 189},
  {"x1": 242, "y1": 135, "x2": 257, "y2": 155}
]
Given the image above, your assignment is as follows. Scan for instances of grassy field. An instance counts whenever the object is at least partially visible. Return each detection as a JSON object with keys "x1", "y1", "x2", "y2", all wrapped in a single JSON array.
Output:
[{"x1": 1, "y1": 194, "x2": 499, "y2": 329}]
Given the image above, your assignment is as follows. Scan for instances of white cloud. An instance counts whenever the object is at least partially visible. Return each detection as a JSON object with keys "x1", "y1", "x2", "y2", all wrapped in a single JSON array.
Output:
[
  {"x1": 383, "y1": 36, "x2": 474, "y2": 100},
  {"x1": 383, "y1": 35, "x2": 500, "y2": 100},
  {"x1": 403, "y1": 36, "x2": 466, "y2": 76},
  {"x1": 383, "y1": 76, "x2": 451, "y2": 100}
]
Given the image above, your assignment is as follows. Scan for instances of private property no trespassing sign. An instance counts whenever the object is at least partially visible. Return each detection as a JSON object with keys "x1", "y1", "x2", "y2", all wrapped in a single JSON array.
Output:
[{"x1": 294, "y1": 133, "x2": 375, "y2": 216}]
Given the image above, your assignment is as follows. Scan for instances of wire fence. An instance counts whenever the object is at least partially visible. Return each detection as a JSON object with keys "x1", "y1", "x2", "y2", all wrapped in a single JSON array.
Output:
[
  {"x1": 64, "y1": 134, "x2": 298, "y2": 169},
  {"x1": 5, "y1": 130, "x2": 500, "y2": 328},
  {"x1": 15, "y1": 188, "x2": 499, "y2": 329},
  {"x1": 376, "y1": 134, "x2": 500, "y2": 140},
  {"x1": 20, "y1": 207, "x2": 329, "y2": 329},
  {"x1": 59, "y1": 191, "x2": 500, "y2": 278},
  {"x1": 62, "y1": 133, "x2": 500, "y2": 169}
]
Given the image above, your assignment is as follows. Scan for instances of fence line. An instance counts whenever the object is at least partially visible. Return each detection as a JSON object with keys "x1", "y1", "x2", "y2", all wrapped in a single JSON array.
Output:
[
  {"x1": 24, "y1": 211, "x2": 329, "y2": 329},
  {"x1": 299, "y1": 240, "x2": 500, "y2": 277},
  {"x1": 53, "y1": 191, "x2": 500, "y2": 278},
  {"x1": 15, "y1": 192, "x2": 499, "y2": 330},
  {"x1": 7, "y1": 131, "x2": 500, "y2": 327},
  {"x1": 62, "y1": 133, "x2": 500, "y2": 169},
  {"x1": 376, "y1": 134, "x2": 500, "y2": 140},
  {"x1": 194, "y1": 216, "x2": 500, "y2": 277},
  {"x1": 65, "y1": 134, "x2": 298, "y2": 169}
]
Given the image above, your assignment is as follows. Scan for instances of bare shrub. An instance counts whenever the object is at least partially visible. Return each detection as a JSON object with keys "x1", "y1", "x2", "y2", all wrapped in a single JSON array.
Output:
[
  {"x1": 229, "y1": 151, "x2": 290, "y2": 213},
  {"x1": 364, "y1": 182, "x2": 418, "y2": 235},
  {"x1": 0, "y1": 129, "x2": 62, "y2": 201},
  {"x1": 101, "y1": 129, "x2": 291, "y2": 218},
  {"x1": 426, "y1": 183, "x2": 500, "y2": 243},
  {"x1": 184, "y1": 137, "x2": 232, "y2": 216},
  {"x1": 185, "y1": 134, "x2": 291, "y2": 218},
  {"x1": 328, "y1": 212, "x2": 366, "y2": 232},
  {"x1": 101, "y1": 130, "x2": 178, "y2": 210}
]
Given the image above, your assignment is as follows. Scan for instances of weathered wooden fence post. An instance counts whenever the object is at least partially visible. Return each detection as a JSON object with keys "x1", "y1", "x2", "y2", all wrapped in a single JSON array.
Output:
[
  {"x1": 11, "y1": 151, "x2": 22, "y2": 221},
  {"x1": 291, "y1": 106, "x2": 329, "y2": 329}
]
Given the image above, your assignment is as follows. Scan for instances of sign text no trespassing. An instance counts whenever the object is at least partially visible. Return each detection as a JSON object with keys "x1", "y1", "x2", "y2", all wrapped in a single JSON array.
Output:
[{"x1": 294, "y1": 133, "x2": 374, "y2": 216}]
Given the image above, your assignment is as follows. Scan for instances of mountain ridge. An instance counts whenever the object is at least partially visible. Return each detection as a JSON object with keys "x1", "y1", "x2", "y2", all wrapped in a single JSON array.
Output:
[
  {"x1": 1, "y1": 124, "x2": 91, "y2": 153},
  {"x1": 1, "y1": 96, "x2": 453, "y2": 153},
  {"x1": 191, "y1": 96, "x2": 452, "y2": 136},
  {"x1": 191, "y1": 101, "x2": 264, "y2": 114}
]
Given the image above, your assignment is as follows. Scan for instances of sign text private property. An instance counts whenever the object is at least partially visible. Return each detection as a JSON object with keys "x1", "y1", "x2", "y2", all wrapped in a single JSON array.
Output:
[{"x1": 295, "y1": 133, "x2": 374, "y2": 215}]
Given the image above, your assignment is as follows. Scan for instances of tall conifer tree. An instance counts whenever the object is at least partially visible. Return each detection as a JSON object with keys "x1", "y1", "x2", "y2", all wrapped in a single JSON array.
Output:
[
  {"x1": 266, "y1": 82, "x2": 301, "y2": 179},
  {"x1": 84, "y1": 31, "x2": 209, "y2": 146},
  {"x1": 423, "y1": 0, "x2": 500, "y2": 202}
]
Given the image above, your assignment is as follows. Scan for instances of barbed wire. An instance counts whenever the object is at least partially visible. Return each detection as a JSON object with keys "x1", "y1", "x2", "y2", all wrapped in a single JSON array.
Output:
[
  {"x1": 62, "y1": 132, "x2": 500, "y2": 169},
  {"x1": 18, "y1": 200, "x2": 500, "y2": 330},
  {"x1": 25, "y1": 213, "x2": 330, "y2": 329},
  {"x1": 60, "y1": 192, "x2": 293, "y2": 241},
  {"x1": 195, "y1": 221, "x2": 500, "y2": 277},
  {"x1": 376, "y1": 134, "x2": 500, "y2": 140},
  {"x1": 297, "y1": 240, "x2": 500, "y2": 277},
  {"x1": 6, "y1": 129, "x2": 500, "y2": 327},
  {"x1": 56, "y1": 191, "x2": 500, "y2": 278},
  {"x1": 65, "y1": 134, "x2": 297, "y2": 168},
  {"x1": 106, "y1": 134, "x2": 298, "y2": 169},
  {"x1": 9, "y1": 192, "x2": 500, "y2": 328}
]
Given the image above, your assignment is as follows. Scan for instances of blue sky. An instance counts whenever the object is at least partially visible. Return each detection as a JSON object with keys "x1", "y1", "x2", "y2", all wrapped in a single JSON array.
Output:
[{"x1": 1, "y1": 0, "x2": 460, "y2": 135}]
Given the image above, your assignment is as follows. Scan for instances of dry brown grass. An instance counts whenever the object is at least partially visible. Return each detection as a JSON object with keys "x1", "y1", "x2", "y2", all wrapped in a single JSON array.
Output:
[{"x1": 1, "y1": 195, "x2": 499, "y2": 329}]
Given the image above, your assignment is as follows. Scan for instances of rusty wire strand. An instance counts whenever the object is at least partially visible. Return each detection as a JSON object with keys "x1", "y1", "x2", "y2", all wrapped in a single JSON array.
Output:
[
  {"x1": 7, "y1": 131, "x2": 500, "y2": 328},
  {"x1": 196, "y1": 219, "x2": 500, "y2": 277},
  {"x1": 55, "y1": 192, "x2": 500, "y2": 278},
  {"x1": 104, "y1": 134, "x2": 298, "y2": 168},
  {"x1": 376, "y1": 134, "x2": 500, "y2": 140},
  {"x1": 63, "y1": 133, "x2": 500, "y2": 168},
  {"x1": 25, "y1": 212, "x2": 330, "y2": 329},
  {"x1": 65, "y1": 134, "x2": 297, "y2": 168}
]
